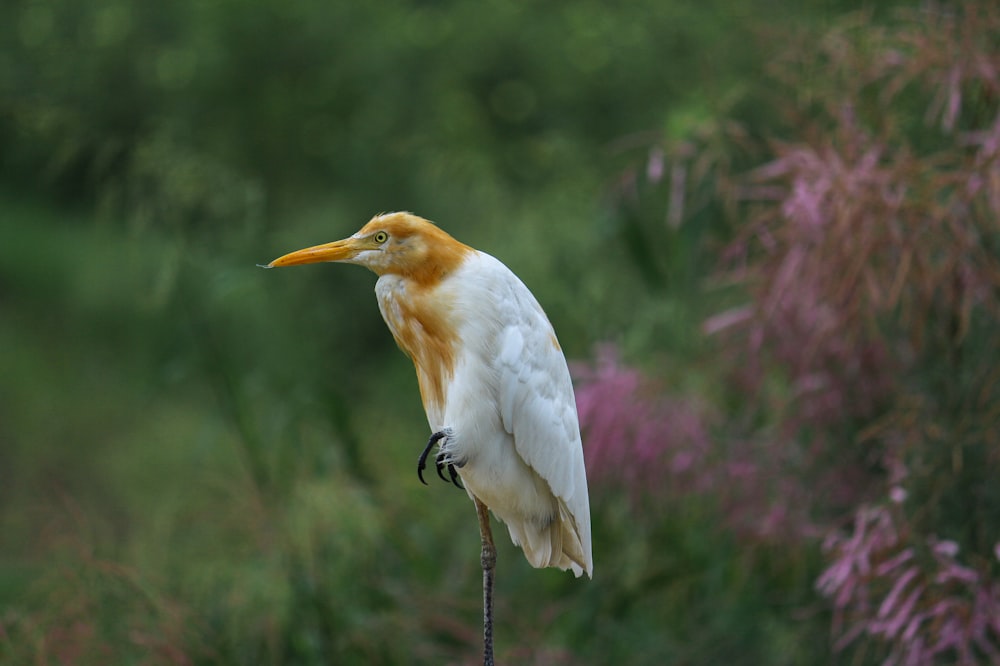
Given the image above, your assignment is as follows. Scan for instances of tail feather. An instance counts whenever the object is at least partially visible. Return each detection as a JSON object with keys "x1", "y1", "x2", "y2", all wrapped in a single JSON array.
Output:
[{"x1": 504, "y1": 503, "x2": 591, "y2": 578}]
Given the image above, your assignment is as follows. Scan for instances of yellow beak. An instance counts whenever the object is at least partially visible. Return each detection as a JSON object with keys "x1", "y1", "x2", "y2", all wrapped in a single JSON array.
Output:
[{"x1": 263, "y1": 238, "x2": 360, "y2": 268}]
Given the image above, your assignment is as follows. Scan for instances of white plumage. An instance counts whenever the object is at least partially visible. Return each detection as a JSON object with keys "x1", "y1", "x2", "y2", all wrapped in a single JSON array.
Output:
[
  {"x1": 378, "y1": 252, "x2": 593, "y2": 576},
  {"x1": 267, "y1": 212, "x2": 593, "y2": 578}
]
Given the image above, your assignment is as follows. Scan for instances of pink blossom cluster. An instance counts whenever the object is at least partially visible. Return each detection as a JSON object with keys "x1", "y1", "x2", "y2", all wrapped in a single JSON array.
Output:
[
  {"x1": 818, "y1": 502, "x2": 1000, "y2": 664},
  {"x1": 572, "y1": 346, "x2": 819, "y2": 541},
  {"x1": 598, "y1": 2, "x2": 1000, "y2": 662},
  {"x1": 572, "y1": 346, "x2": 711, "y2": 496}
]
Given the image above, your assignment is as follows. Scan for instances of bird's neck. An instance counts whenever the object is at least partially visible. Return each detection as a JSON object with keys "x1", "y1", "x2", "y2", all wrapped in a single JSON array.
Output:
[{"x1": 376, "y1": 273, "x2": 463, "y2": 424}]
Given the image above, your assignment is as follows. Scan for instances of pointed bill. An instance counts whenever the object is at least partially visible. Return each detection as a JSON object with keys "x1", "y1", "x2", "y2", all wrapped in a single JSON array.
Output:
[{"x1": 263, "y1": 238, "x2": 361, "y2": 268}]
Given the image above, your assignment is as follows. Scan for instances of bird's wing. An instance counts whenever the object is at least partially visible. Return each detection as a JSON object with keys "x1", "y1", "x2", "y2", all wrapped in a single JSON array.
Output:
[{"x1": 494, "y1": 269, "x2": 589, "y2": 524}]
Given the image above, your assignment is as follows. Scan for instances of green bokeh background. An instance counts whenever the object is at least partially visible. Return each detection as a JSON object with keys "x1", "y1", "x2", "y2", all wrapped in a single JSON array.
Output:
[{"x1": 1, "y1": 1, "x2": 911, "y2": 664}]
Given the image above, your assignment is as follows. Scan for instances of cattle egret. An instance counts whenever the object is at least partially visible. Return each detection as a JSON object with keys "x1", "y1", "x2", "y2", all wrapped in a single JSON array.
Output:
[{"x1": 264, "y1": 212, "x2": 593, "y2": 663}]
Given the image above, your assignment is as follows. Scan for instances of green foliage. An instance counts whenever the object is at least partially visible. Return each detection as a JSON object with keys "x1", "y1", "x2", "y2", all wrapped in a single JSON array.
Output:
[{"x1": 0, "y1": 0, "x2": 920, "y2": 664}]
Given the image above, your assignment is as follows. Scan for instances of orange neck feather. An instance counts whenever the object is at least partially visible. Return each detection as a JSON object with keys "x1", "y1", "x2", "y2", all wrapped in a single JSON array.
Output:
[{"x1": 367, "y1": 213, "x2": 472, "y2": 419}]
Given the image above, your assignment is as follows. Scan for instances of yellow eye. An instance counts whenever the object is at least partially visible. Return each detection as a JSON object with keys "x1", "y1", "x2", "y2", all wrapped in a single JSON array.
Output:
[{"x1": 373, "y1": 231, "x2": 388, "y2": 244}]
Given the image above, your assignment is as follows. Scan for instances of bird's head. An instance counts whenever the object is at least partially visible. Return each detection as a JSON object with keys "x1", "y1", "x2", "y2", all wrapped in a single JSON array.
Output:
[{"x1": 263, "y1": 212, "x2": 472, "y2": 285}]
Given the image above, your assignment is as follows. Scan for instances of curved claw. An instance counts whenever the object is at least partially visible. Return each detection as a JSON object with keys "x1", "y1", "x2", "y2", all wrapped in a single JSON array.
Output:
[
  {"x1": 447, "y1": 463, "x2": 464, "y2": 489},
  {"x1": 436, "y1": 450, "x2": 464, "y2": 489},
  {"x1": 417, "y1": 430, "x2": 447, "y2": 486},
  {"x1": 434, "y1": 453, "x2": 451, "y2": 483}
]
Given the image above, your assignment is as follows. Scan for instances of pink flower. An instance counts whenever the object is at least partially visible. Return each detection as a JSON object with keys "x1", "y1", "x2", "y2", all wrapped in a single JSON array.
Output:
[{"x1": 818, "y1": 500, "x2": 1000, "y2": 663}]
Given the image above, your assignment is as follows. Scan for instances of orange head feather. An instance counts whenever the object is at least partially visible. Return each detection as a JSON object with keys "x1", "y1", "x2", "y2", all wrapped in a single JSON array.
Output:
[
  {"x1": 265, "y1": 212, "x2": 473, "y2": 420},
  {"x1": 266, "y1": 212, "x2": 472, "y2": 286}
]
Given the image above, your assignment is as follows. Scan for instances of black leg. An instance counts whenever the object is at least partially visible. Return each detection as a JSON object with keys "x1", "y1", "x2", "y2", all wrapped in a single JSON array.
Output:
[
  {"x1": 417, "y1": 430, "x2": 447, "y2": 485},
  {"x1": 474, "y1": 496, "x2": 496, "y2": 666}
]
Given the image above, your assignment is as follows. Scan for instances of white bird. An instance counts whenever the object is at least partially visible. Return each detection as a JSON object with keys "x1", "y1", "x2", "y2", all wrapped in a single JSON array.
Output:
[{"x1": 264, "y1": 212, "x2": 593, "y2": 662}]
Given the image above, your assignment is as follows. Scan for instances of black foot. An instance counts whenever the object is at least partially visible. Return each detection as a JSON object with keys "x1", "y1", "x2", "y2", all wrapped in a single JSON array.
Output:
[
  {"x1": 416, "y1": 429, "x2": 464, "y2": 489},
  {"x1": 417, "y1": 431, "x2": 447, "y2": 485},
  {"x1": 436, "y1": 450, "x2": 464, "y2": 489}
]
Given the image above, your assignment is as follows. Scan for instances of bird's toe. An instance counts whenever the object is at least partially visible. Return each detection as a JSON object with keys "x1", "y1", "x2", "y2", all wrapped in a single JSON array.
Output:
[
  {"x1": 447, "y1": 463, "x2": 464, "y2": 489},
  {"x1": 435, "y1": 450, "x2": 465, "y2": 489},
  {"x1": 435, "y1": 455, "x2": 450, "y2": 483},
  {"x1": 417, "y1": 430, "x2": 449, "y2": 486}
]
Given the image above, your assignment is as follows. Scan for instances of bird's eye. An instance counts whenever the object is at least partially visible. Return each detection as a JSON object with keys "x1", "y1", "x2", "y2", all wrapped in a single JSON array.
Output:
[{"x1": 373, "y1": 231, "x2": 389, "y2": 244}]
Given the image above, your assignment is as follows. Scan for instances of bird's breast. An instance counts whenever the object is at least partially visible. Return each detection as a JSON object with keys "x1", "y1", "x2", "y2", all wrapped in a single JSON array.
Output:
[{"x1": 375, "y1": 275, "x2": 462, "y2": 424}]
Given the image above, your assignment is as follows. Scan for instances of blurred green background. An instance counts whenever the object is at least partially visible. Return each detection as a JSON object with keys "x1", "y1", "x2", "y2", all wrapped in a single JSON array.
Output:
[{"x1": 5, "y1": 1, "x2": 981, "y2": 664}]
